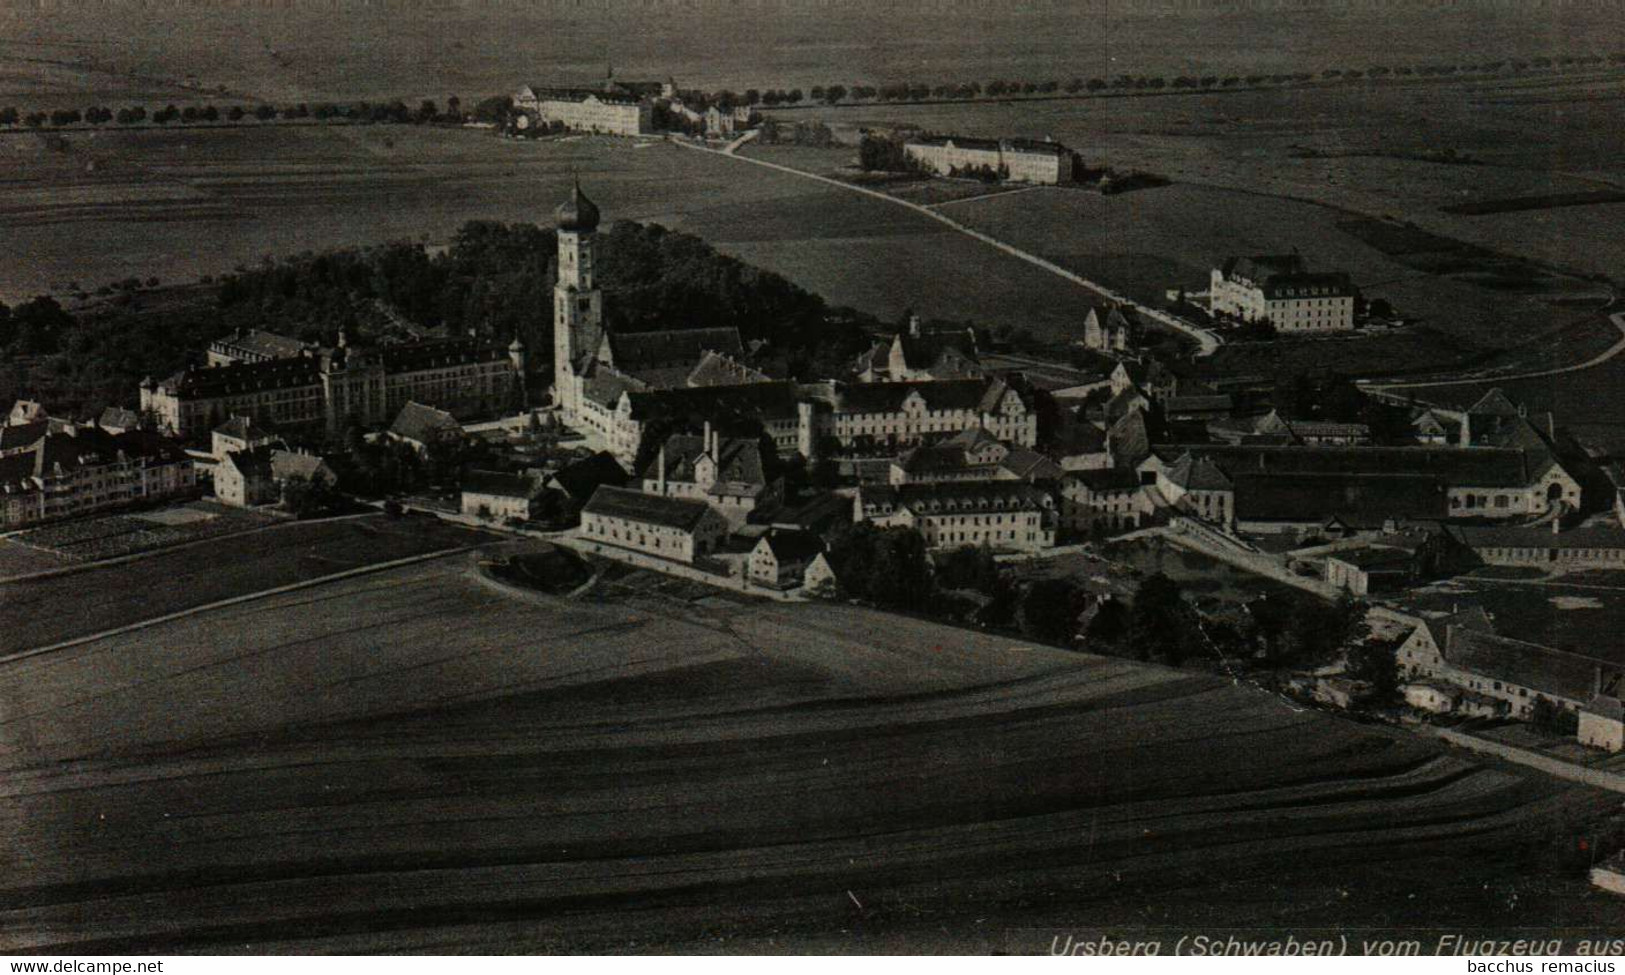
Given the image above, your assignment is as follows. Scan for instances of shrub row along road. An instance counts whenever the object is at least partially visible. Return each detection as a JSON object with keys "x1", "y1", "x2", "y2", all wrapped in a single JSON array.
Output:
[{"x1": 679, "y1": 138, "x2": 1223, "y2": 357}]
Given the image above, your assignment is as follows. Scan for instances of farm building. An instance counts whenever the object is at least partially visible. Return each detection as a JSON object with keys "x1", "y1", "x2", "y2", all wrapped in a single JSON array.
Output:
[
  {"x1": 461, "y1": 470, "x2": 543, "y2": 523},
  {"x1": 640, "y1": 425, "x2": 779, "y2": 529},
  {"x1": 388, "y1": 401, "x2": 464, "y2": 455},
  {"x1": 580, "y1": 485, "x2": 730, "y2": 564},
  {"x1": 747, "y1": 529, "x2": 826, "y2": 589}
]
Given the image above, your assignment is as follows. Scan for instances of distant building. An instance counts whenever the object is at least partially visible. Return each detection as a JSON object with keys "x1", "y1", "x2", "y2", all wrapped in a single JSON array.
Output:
[
  {"x1": 640, "y1": 424, "x2": 779, "y2": 528},
  {"x1": 144, "y1": 335, "x2": 525, "y2": 439},
  {"x1": 215, "y1": 446, "x2": 277, "y2": 507},
  {"x1": 211, "y1": 414, "x2": 280, "y2": 460},
  {"x1": 1397, "y1": 606, "x2": 1622, "y2": 722},
  {"x1": 544, "y1": 451, "x2": 629, "y2": 506},
  {"x1": 747, "y1": 528, "x2": 826, "y2": 589},
  {"x1": 1446, "y1": 524, "x2": 1625, "y2": 571},
  {"x1": 97, "y1": 407, "x2": 143, "y2": 435},
  {"x1": 513, "y1": 83, "x2": 652, "y2": 136},
  {"x1": 387, "y1": 401, "x2": 464, "y2": 455},
  {"x1": 855, "y1": 315, "x2": 982, "y2": 383},
  {"x1": 904, "y1": 135, "x2": 1074, "y2": 184},
  {"x1": 1059, "y1": 467, "x2": 1150, "y2": 535},
  {"x1": 1081, "y1": 305, "x2": 1140, "y2": 354},
  {"x1": 581, "y1": 484, "x2": 731, "y2": 564},
  {"x1": 856, "y1": 481, "x2": 1055, "y2": 552},
  {"x1": 889, "y1": 427, "x2": 1060, "y2": 486},
  {"x1": 207, "y1": 328, "x2": 310, "y2": 367},
  {"x1": 7, "y1": 399, "x2": 47, "y2": 426},
  {"x1": 1210, "y1": 255, "x2": 1356, "y2": 332},
  {"x1": 461, "y1": 470, "x2": 542, "y2": 523},
  {"x1": 1147, "y1": 451, "x2": 1234, "y2": 528}
]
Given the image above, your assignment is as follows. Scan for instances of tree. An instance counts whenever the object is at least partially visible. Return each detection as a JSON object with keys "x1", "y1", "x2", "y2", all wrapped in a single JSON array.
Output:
[
  {"x1": 416, "y1": 99, "x2": 438, "y2": 123},
  {"x1": 824, "y1": 84, "x2": 847, "y2": 104},
  {"x1": 280, "y1": 473, "x2": 342, "y2": 518},
  {"x1": 254, "y1": 103, "x2": 277, "y2": 121},
  {"x1": 1128, "y1": 573, "x2": 1196, "y2": 664},
  {"x1": 827, "y1": 523, "x2": 932, "y2": 610},
  {"x1": 1345, "y1": 638, "x2": 1399, "y2": 705},
  {"x1": 1021, "y1": 578, "x2": 1084, "y2": 644},
  {"x1": 0, "y1": 106, "x2": 17, "y2": 125},
  {"x1": 1085, "y1": 597, "x2": 1130, "y2": 649},
  {"x1": 935, "y1": 544, "x2": 1000, "y2": 595}
]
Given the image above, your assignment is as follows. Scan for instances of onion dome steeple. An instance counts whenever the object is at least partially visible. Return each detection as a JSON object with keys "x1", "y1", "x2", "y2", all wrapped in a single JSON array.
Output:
[{"x1": 555, "y1": 178, "x2": 601, "y2": 233}]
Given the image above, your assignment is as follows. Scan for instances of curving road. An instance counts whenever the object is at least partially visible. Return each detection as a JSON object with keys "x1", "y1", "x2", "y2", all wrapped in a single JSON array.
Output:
[
  {"x1": 676, "y1": 139, "x2": 1223, "y2": 357},
  {"x1": 1364, "y1": 311, "x2": 1625, "y2": 391}
]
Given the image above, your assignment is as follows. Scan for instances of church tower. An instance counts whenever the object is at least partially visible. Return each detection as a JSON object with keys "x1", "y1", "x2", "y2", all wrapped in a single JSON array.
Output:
[{"x1": 553, "y1": 178, "x2": 604, "y2": 417}]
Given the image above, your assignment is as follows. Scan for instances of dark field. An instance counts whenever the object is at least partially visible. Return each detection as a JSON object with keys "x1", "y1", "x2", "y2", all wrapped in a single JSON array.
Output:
[
  {"x1": 0, "y1": 514, "x2": 495, "y2": 654},
  {"x1": 0, "y1": 555, "x2": 1615, "y2": 952}
]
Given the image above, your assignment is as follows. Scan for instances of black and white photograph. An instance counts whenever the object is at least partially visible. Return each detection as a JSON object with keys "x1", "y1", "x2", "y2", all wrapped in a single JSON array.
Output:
[{"x1": 3, "y1": 0, "x2": 1625, "y2": 959}]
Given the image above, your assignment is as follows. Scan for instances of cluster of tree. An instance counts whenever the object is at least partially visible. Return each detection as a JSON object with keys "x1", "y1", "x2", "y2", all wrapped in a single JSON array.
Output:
[
  {"x1": 756, "y1": 119, "x2": 836, "y2": 148},
  {"x1": 0, "y1": 95, "x2": 471, "y2": 130},
  {"x1": 857, "y1": 133, "x2": 925, "y2": 174},
  {"x1": 676, "y1": 50, "x2": 1625, "y2": 115},
  {"x1": 947, "y1": 163, "x2": 1007, "y2": 184}
]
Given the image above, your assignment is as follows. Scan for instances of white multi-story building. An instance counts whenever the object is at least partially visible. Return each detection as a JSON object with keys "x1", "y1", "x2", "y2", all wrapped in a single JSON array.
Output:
[
  {"x1": 1210, "y1": 255, "x2": 1356, "y2": 332},
  {"x1": 0, "y1": 424, "x2": 197, "y2": 529},
  {"x1": 904, "y1": 136, "x2": 1074, "y2": 184},
  {"x1": 513, "y1": 85, "x2": 652, "y2": 136},
  {"x1": 855, "y1": 481, "x2": 1055, "y2": 553}
]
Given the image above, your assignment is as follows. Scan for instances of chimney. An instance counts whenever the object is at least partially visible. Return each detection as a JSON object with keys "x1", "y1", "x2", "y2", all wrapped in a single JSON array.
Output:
[
  {"x1": 656, "y1": 444, "x2": 666, "y2": 494},
  {"x1": 703, "y1": 421, "x2": 714, "y2": 457},
  {"x1": 1595, "y1": 665, "x2": 1604, "y2": 700},
  {"x1": 909, "y1": 313, "x2": 922, "y2": 338}
]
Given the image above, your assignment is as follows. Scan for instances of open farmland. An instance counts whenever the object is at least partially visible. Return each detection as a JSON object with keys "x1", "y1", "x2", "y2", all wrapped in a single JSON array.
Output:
[
  {"x1": 0, "y1": 125, "x2": 1092, "y2": 336},
  {"x1": 0, "y1": 514, "x2": 495, "y2": 653},
  {"x1": 938, "y1": 182, "x2": 1612, "y2": 361},
  {"x1": 0, "y1": 554, "x2": 1615, "y2": 952}
]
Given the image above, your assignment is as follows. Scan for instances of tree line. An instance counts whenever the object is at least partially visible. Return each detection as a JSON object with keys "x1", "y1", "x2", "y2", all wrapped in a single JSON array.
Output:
[{"x1": 0, "y1": 96, "x2": 498, "y2": 130}]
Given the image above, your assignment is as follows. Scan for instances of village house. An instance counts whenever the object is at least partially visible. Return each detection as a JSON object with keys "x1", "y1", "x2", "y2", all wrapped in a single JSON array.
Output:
[
  {"x1": 1081, "y1": 305, "x2": 1141, "y2": 354},
  {"x1": 461, "y1": 470, "x2": 543, "y2": 523},
  {"x1": 387, "y1": 401, "x2": 464, "y2": 455},
  {"x1": 1210, "y1": 254, "x2": 1357, "y2": 332},
  {"x1": 1058, "y1": 467, "x2": 1151, "y2": 535},
  {"x1": 215, "y1": 446, "x2": 277, "y2": 507},
  {"x1": 1397, "y1": 606, "x2": 1624, "y2": 728},
  {"x1": 580, "y1": 484, "x2": 731, "y2": 564},
  {"x1": 1144, "y1": 451, "x2": 1234, "y2": 528},
  {"x1": 854, "y1": 314, "x2": 982, "y2": 384},
  {"x1": 746, "y1": 528, "x2": 826, "y2": 589}
]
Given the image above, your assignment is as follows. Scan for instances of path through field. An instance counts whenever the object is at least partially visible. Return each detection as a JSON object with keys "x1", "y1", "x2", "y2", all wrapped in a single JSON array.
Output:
[
  {"x1": 0, "y1": 553, "x2": 1609, "y2": 952},
  {"x1": 677, "y1": 140, "x2": 1223, "y2": 357},
  {"x1": 1366, "y1": 311, "x2": 1625, "y2": 391}
]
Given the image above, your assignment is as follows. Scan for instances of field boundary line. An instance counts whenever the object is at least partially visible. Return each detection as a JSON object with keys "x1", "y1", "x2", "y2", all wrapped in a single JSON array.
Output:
[
  {"x1": 680, "y1": 140, "x2": 1222, "y2": 356},
  {"x1": 1365, "y1": 311, "x2": 1625, "y2": 391},
  {"x1": 0, "y1": 544, "x2": 481, "y2": 665},
  {"x1": 0, "y1": 511, "x2": 380, "y2": 586}
]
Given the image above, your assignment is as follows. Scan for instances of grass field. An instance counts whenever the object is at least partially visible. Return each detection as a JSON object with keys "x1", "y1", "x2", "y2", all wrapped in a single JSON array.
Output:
[
  {"x1": 0, "y1": 513, "x2": 495, "y2": 653},
  {"x1": 0, "y1": 553, "x2": 1614, "y2": 951}
]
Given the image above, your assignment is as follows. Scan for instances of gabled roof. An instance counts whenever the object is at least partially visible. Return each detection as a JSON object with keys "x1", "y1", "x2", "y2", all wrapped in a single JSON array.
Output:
[
  {"x1": 211, "y1": 328, "x2": 308, "y2": 359},
  {"x1": 1069, "y1": 467, "x2": 1143, "y2": 492},
  {"x1": 1445, "y1": 627, "x2": 1602, "y2": 704},
  {"x1": 213, "y1": 415, "x2": 273, "y2": 441},
  {"x1": 606, "y1": 327, "x2": 744, "y2": 372},
  {"x1": 463, "y1": 469, "x2": 540, "y2": 500},
  {"x1": 1000, "y1": 448, "x2": 1064, "y2": 481},
  {"x1": 270, "y1": 449, "x2": 329, "y2": 482},
  {"x1": 583, "y1": 484, "x2": 719, "y2": 531},
  {"x1": 1107, "y1": 410, "x2": 1150, "y2": 467},
  {"x1": 0, "y1": 420, "x2": 50, "y2": 454},
  {"x1": 1165, "y1": 452, "x2": 1232, "y2": 491},
  {"x1": 686, "y1": 351, "x2": 771, "y2": 388},
  {"x1": 222, "y1": 445, "x2": 276, "y2": 479},
  {"x1": 97, "y1": 406, "x2": 141, "y2": 431},
  {"x1": 895, "y1": 332, "x2": 980, "y2": 373},
  {"x1": 389, "y1": 401, "x2": 462, "y2": 444},
  {"x1": 1467, "y1": 388, "x2": 1522, "y2": 418},
  {"x1": 759, "y1": 528, "x2": 825, "y2": 562},
  {"x1": 549, "y1": 451, "x2": 629, "y2": 502},
  {"x1": 642, "y1": 433, "x2": 765, "y2": 491},
  {"x1": 1232, "y1": 472, "x2": 1448, "y2": 527}
]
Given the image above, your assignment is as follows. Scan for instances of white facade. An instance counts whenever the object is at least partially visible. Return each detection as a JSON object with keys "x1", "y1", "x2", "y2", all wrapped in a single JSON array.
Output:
[{"x1": 904, "y1": 138, "x2": 1071, "y2": 184}]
